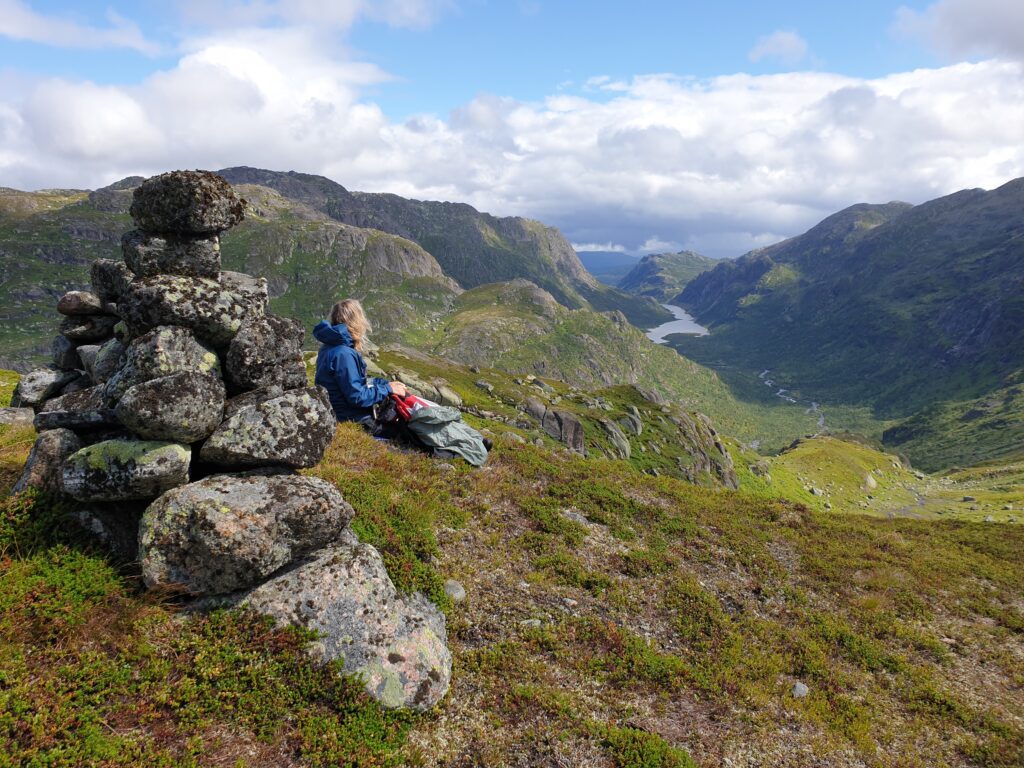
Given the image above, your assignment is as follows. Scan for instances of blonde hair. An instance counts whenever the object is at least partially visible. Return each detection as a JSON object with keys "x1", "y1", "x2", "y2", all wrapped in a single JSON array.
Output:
[{"x1": 330, "y1": 298, "x2": 371, "y2": 352}]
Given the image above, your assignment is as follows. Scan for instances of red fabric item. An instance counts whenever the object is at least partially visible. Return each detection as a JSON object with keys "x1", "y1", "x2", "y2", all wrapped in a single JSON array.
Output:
[{"x1": 393, "y1": 393, "x2": 437, "y2": 421}]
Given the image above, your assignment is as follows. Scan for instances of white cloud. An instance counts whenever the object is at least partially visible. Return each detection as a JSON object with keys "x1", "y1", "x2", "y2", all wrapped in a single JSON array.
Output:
[
  {"x1": 0, "y1": 21, "x2": 1022, "y2": 257},
  {"x1": 894, "y1": 0, "x2": 1024, "y2": 60},
  {"x1": 748, "y1": 30, "x2": 810, "y2": 66},
  {"x1": 639, "y1": 237, "x2": 681, "y2": 254},
  {"x1": 571, "y1": 242, "x2": 627, "y2": 253},
  {"x1": 0, "y1": 0, "x2": 160, "y2": 54}
]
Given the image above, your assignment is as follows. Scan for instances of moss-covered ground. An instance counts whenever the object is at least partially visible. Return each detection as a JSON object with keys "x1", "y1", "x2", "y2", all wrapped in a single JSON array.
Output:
[{"x1": 2, "y1": 353, "x2": 1022, "y2": 765}]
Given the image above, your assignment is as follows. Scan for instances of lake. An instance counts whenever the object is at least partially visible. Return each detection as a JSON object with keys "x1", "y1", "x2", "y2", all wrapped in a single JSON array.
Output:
[{"x1": 646, "y1": 304, "x2": 709, "y2": 344}]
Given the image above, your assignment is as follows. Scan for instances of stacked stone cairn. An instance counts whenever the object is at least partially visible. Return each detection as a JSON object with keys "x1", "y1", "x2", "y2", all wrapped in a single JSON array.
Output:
[{"x1": 11, "y1": 170, "x2": 451, "y2": 711}]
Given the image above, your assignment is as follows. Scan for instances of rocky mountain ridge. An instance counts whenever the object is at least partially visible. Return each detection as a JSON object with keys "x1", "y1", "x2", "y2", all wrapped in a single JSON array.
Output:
[
  {"x1": 618, "y1": 250, "x2": 718, "y2": 302},
  {"x1": 674, "y1": 178, "x2": 1024, "y2": 469}
]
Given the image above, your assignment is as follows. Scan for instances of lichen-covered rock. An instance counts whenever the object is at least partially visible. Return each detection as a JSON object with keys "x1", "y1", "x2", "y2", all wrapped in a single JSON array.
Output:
[
  {"x1": 11, "y1": 368, "x2": 80, "y2": 408},
  {"x1": 90, "y1": 338, "x2": 127, "y2": 385},
  {"x1": 222, "y1": 386, "x2": 285, "y2": 420},
  {"x1": 90, "y1": 259, "x2": 133, "y2": 303},
  {"x1": 102, "y1": 326, "x2": 221, "y2": 405},
  {"x1": 57, "y1": 291, "x2": 105, "y2": 316},
  {"x1": 62, "y1": 439, "x2": 191, "y2": 501},
  {"x1": 60, "y1": 314, "x2": 119, "y2": 343},
  {"x1": 243, "y1": 542, "x2": 451, "y2": 711},
  {"x1": 116, "y1": 372, "x2": 225, "y2": 442},
  {"x1": 541, "y1": 409, "x2": 586, "y2": 454},
  {"x1": 12, "y1": 429, "x2": 82, "y2": 495},
  {"x1": 225, "y1": 314, "x2": 306, "y2": 391},
  {"x1": 130, "y1": 170, "x2": 245, "y2": 234},
  {"x1": 139, "y1": 473, "x2": 353, "y2": 595},
  {"x1": 40, "y1": 384, "x2": 106, "y2": 414},
  {"x1": 51, "y1": 335, "x2": 80, "y2": 370},
  {"x1": 34, "y1": 408, "x2": 119, "y2": 433},
  {"x1": 220, "y1": 271, "x2": 268, "y2": 307},
  {"x1": 199, "y1": 387, "x2": 334, "y2": 469},
  {"x1": 122, "y1": 229, "x2": 221, "y2": 278},
  {"x1": 119, "y1": 275, "x2": 265, "y2": 348}
]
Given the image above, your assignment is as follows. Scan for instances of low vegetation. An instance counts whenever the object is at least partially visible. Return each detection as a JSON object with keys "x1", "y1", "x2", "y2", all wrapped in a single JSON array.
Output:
[{"x1": 2, "y1": 350, "x2": 1022, "y2": 765}]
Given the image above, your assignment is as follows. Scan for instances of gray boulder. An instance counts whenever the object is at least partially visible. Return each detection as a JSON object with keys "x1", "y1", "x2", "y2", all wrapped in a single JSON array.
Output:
[
  {"x1": 139, "y1": 473, "x2": 353, "y2": 595},
  {"x1": 541, "y1": 409, "x2": 586, "y2": 454},
  {"x1": 34, "y1": 408, "x2": 119, "y2": 433},
  {"x1": 12, "y1": 429, "x2": 82, "y2": 495},
  {"x1": 243, "y1": 542, "x2": 452, "y2": 711},
  {"x1": 76, "y1": 345, "x2": 101, "y2": 380},
  {"x1": 200, "y1": 387, "x2": 334, "y2": 469},
  {"x1": 129, "y1": 170, "x2": 245, "y2": 234},
  {"x1": 11, "y1": 368, "x2": 80, "y2": 408},
  {"x1": 524, "y1": 397, "x2": 547, "y2": 422},
  {"x1": 62, "y1": 439, "x2": 190, "y2": 501},
  {"x1": 90, "y1": 339, "x2": 127, "y2": 384},
  {"x1": 116, "y1": 372, "x2": 225, "y2": 442},
  {"x1": 222, "y1": 386, "x2": 285, "y2": 419},
  {"x1": 122, "y1": 229, "x2": 221, "y2": 278},
  {"x1": 619, "y1": 407, "x2": 643, "y2": 436},
  {"x1": 600, "y1": 418, "x2": 631, "y2": 460},
  {"x1": 57, "y1": 291, "x2": 105, "y2": 316},
  {"x1": 102, "y1": 326, "x2": 221, "y2": 405},
  {"x1": 91, "y1": 259, "x2": 133, "y2": 303},
  {"x1": 119, "y1": 275, "x2": 265, "y2": 348},
  {"x1": 219, "y1": 271, "x2": 269, "y2": 306},
  {"x1": 51, "y1": 335, "x2": 80, "y2": 370},
  {"x1": 225, "y1": 314, "x2": 306, "y2": 391},
  {"x1": 60, "y1": 314, "x2": 119, "y2": 343}
]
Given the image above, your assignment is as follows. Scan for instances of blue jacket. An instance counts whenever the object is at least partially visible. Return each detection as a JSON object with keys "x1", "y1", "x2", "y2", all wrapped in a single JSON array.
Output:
[{"x1": 313, "y1": 321, "x2": 391, "y2": 422}]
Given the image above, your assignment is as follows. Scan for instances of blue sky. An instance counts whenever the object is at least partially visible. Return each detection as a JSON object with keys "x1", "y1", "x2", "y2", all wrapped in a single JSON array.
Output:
[{"x1": 1, "y1": 1, "x2": 1022, "y2": 256}]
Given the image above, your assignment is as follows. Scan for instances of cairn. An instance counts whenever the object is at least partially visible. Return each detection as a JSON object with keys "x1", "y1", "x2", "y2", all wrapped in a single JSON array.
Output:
[{"x1": 10, "y1": 170, "x2": 451, "y2": 711}]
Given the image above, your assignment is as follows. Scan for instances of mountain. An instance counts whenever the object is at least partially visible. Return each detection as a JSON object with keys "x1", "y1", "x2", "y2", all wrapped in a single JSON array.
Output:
[
  {"x1": 0, "y1": 172, "x2": 829, "y2": 452},
  {"x1": 0, "y1": 181, "x2": 462, "y2": 368},
  {"x1": 576, "y1": 250, "x2": 641, "y2": 285},
  {"x1": 217, "y1": 168, "x2": 669, "y2": 328},
  {"x1": 618, "y1": 250, "x2": 718, "y2": 302},
  {"x1": 674, "y1": 179, "x2": 1024, "y2": 469}
]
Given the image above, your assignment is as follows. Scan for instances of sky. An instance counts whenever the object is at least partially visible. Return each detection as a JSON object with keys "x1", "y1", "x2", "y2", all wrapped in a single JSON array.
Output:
[{"x1": 1, "y1": 1, "x2": 1023, "y2": 257}]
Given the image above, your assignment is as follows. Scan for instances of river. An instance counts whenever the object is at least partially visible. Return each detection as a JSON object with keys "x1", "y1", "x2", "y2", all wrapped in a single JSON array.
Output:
[{"x1": 645, "y1": 304, "x2": 709, "y2": 344}]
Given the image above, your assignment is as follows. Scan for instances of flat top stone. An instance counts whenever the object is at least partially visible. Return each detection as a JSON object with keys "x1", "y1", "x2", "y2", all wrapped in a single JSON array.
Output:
[{"x1": 130, "y1": 170, "x2": 245, "y2": 235}]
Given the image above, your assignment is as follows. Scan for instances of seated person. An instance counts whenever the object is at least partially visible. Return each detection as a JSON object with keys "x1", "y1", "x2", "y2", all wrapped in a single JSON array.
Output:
[{"x1": 313, "y1": 298, "x2": 406, "y2": 427}]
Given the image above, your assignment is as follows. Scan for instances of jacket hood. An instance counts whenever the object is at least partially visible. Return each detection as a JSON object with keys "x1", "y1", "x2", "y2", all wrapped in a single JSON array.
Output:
[{"x1": 313, "y1": 320, "x2": 354, "y2": 347}]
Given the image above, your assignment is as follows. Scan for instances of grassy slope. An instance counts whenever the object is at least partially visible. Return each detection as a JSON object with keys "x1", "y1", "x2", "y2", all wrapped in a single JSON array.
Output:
[{"x1": 1, "y1": 366, "x2": 1022, "y2": 766}]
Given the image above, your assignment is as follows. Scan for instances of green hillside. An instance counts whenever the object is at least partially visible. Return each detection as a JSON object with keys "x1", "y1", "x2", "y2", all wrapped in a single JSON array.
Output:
[
  {"x1": 675, "y1": 179, "x2": 1024, "y2": 469},
  {"x1": 2, "y1": 354, "x2": 1021, "y2": 766}
]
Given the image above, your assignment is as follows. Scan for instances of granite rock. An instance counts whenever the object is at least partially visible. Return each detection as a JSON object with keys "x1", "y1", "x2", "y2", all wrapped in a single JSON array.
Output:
[
  {"x1": 200, "y1": 387, "x2": 334, "y2": 469},
  {"x1": 139, "y1": 473, "x2": 353, "y2": 594},
  {"x1": 119, "y1": 275, "x2": 265, "y2": 348},
  {"x1": 62, "y1": 439, "x2": 191, "y2": 501},
  {"x1": 129, "y1": 170, "x2": 245, "y2": 234},
  {"x1": 116, "y1": 372, "x2": 225, "y2": 443},
  {"x1": 225, "y1": 314, "x2": 306, "y2": 391},
  {"x1": 243, "y1": 542, "x2": 451, "y2": 711},
  {"x1": 122, "y1": 229, "x2": 221, "y2": 278}
]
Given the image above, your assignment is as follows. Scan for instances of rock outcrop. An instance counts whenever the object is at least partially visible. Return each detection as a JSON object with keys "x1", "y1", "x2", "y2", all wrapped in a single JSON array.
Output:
[{"x1": 10, "y1": 169, "x2": 451, "y2": 712}]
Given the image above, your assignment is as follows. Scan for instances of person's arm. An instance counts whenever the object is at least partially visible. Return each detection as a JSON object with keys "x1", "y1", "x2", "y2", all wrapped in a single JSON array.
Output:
[{"x1": 333, "y1": 351, "x2": 392, "y2": 408}]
